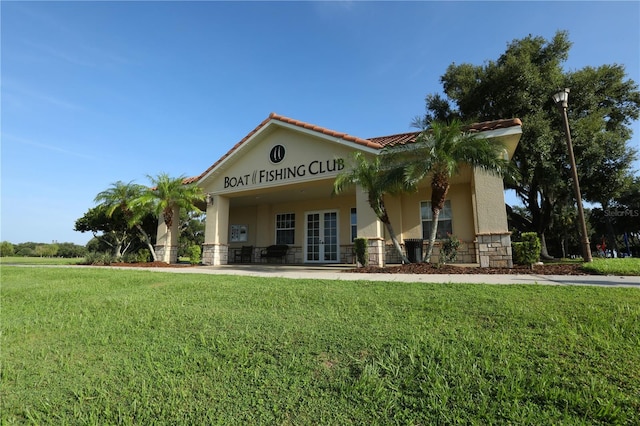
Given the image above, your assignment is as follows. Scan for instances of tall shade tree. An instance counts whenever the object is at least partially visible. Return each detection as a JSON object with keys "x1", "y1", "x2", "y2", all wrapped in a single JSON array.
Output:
[
  {"x1": 75, "y1": 205, "x2": 133, "y2": 258},
  {"x1": 74, "y1": 205, "x2": 157, "y2": 258},
  {"x1": 383, "y1": 120, "x2": 511, "y2": 263},
  {"x1": 333, "y1": 152, "x2": 413, "y2": 264},
  {"x1": 94, "y1": 180, "x2": 158, "y2": 260},
  {"x1": 134, "y1": 173, "x2": 205, "y2": 230},
  {"x1": 417, "y1": 31, "x2": 640, "y2": 258}
]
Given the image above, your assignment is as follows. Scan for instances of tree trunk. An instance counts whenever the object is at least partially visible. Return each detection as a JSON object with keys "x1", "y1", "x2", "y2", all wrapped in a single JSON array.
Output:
[
  {"x1": 374, "y1": 200, "x2": 411, "y2": 264},
  {"x1": 135, "y1": 224, "x2": 157, "y2": 261},
  {"x1": 423, "y1": 208, "x2": 441, "y2": 263},
  {"x1": 383, "y1": 219, "x2": 411, "y2": 264},
  {"x1": 540, "y1": 232, "x2": 554, "y2": 260},
  {"x1": 114, "y1": 241, "x2": 123, "y2": 259}
]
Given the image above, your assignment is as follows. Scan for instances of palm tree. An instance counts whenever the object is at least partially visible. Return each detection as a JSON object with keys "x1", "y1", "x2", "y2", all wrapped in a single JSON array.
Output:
[
  {"x1": 333, "y1": 152, "x2": 413, "y2": 264},
  {"x1": 94, "y1": 181, "x2": 158, "y2": 260},
  {"x1": 134, "y1": 173, "x2": 205, "y2": 229},
  {"x1": 383, "y1": 120, "x2": 512, "y2": 263}
]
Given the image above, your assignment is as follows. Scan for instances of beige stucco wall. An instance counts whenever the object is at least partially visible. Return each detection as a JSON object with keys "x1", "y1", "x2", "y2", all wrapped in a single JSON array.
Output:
[
  {"x1": 204, "y1": 195, "x2": 230, "y2": 245},
  {"x1": 202, "y1": 127, "x2": 361, "y2": 195},
  {"x1": 383, "y1": 182, "x2": 475, "y2": 244},
  {"x1": 226, "y1": 205, "x2": 258, "y2": 246},
  {"x1": 472, "y1": 168, "x2": 509, "y2": 234}
]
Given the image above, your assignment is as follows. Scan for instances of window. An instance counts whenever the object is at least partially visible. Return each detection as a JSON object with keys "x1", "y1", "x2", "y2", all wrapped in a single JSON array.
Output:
[
  {"x1": 350, "y1": 208, "x2": 357, "y2": 242},
  {"x1": 421, "y1": 200, "x2": 452, "y2": 240},
  {"x1": 230, "y1": 225, "x2": 248, "y2": 242},
  {"x1": 275, "y1": 213, "x2": 295, "y2": 245}
]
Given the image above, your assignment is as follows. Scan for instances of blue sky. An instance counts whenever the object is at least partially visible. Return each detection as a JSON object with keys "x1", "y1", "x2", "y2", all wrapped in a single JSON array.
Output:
[{"x1": 2, "y1": 1, "x2": 639, "y2": 245}]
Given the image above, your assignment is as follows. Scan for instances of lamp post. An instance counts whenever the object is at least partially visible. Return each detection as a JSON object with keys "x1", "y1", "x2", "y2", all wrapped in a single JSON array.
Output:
[{"x1": 552, "y1": 88, "x2": 593, "y2": 262}]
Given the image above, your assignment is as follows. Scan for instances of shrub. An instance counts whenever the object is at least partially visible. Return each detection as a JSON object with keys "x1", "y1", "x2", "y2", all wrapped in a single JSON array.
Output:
[
  {"x1": 512, "y1": 232, "x2": 541, "y2": 267},
  {"x1": 0, "y1": 241, "x2": 15, "y2": 257},
  {"x1": 84, "y1": 252, "x2": 116, "y2": 265},
  {"x1": 120, "y1": 253, "x2": 135, "y2": 263},
  {"x1": 137, "y1": 249, "x2": 151, "y2": 263},
  {"x1": 440, "y1": 234, "x2": 460, "y2": 264},
  {"x1": 188, "y1": 245, "x2": 202, "y2": 265},
  {"x1": 354, "y1": 238, "x2": 368, "y2": 267}
]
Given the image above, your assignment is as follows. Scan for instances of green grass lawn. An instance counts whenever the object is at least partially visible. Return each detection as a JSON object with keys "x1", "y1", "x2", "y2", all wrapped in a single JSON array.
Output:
[
  {"x1": 582, "y1": 257, "x2": 640, "y2": 276},
  {"x1": 2, "y1": 267, "x2": 639, "y2": 424}
]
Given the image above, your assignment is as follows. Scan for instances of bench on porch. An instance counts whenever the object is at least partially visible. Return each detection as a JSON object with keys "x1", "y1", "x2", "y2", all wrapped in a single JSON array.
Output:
[{"x1": 260, "y1": 245, "x2": 289, "y2": 263}]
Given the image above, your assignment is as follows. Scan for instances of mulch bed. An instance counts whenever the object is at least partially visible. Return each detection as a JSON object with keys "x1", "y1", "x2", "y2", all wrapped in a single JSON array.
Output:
[
  {"x1": 90, "y1": 261, "x2": 196, "y2": 268},
  {"x1": 93, "y1": 261, "x2": 589, "y2": 275},
  {"x1": 346, "y1": 263, "x2": 589, "y2": 275}
]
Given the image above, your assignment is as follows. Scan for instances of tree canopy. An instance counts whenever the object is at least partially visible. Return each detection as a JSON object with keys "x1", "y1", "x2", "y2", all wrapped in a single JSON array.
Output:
[
  {"x1": 416, "y1": 31, "x2": 640, "y2": 258},
  {"x1": 133, "y1": 173, "x2": 205, "y2": 228}
]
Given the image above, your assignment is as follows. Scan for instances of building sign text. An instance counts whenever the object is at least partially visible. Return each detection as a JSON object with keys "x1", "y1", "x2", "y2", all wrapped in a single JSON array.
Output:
[{"x1": 224, "y1": 158, "x2": 345, "y2": 189}]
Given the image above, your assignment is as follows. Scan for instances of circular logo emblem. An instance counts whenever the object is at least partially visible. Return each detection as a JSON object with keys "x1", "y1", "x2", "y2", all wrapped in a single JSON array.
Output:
[{"x1": 269, "y1": 144, "x2": 285, "y2": 164}]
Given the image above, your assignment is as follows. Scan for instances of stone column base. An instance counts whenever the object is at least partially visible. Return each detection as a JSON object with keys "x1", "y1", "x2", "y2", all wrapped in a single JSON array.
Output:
[
  {"x1": 155, "y1": 245, "x2": 178, "y2": 264},
  {"x1": 202, "y1": 243, "x2": 229, "y2": 266},
  {"x1": 367, "y1": 238, "x2": 385, "y2": 267},
  {"x1": 476, "y1": 233, "x2": 513, "y2": 268}
]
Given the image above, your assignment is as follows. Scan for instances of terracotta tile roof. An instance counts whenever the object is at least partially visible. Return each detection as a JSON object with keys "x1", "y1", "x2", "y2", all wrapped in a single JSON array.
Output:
[
  {"x1": 465, "y1": 118, "x2": 522, "y2": 133},
  {"x1": 369, "y1": 131, "x2": 419, "y2": 147},
  {"x1": 182, "y1": 176, "x2": 200, "y2": 185},
  {"x1": 368, "y1": 118, "x2": 523, "y2": 148},
  {"x1": 191, "y1": 114, "x2": 522, "y2": 184},
  {"x1": 269, "y1": 113, "x2": 383, "y2": 149}
]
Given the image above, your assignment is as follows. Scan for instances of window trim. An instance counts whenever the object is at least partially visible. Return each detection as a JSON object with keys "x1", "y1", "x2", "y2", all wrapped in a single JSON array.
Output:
[
  {"x1": 275, "y1": 212, "x2": 295, "y2": 245},
  {"x1": 350, "y1": 207, "x2": 357, "y2": 242}
]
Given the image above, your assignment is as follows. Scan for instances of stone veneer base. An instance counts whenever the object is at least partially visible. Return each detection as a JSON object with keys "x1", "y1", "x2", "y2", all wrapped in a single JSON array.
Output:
[
  {"x1": 476, "y1": 233, "x2": 513, "y2": 268},
  {"x1": 155, "y1": 245, "x2": 178, "y2": 264},
  {"x1": 202, "y1": 243, "x2": 229, "y2": 266}
]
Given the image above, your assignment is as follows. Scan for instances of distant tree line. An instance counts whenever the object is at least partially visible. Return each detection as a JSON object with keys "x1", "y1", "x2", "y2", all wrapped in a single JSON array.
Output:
[{"x1": 0, "y1": 241, "x2": 87, "y2": 258}]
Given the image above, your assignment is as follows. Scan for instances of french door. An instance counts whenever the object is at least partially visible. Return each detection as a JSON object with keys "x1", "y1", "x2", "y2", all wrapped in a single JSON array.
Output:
[{"x1": 305, "y1": 210, "x2": 339, "y2": 262}]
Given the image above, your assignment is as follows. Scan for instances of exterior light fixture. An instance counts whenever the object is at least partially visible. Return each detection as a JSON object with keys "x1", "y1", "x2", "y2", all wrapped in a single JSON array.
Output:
[
  {"x1": 552, "y1": 88, "x2": 593, "y2": 262},
  {"x1": 552, "y1": 88, "x2": 569, "y2": 108}
]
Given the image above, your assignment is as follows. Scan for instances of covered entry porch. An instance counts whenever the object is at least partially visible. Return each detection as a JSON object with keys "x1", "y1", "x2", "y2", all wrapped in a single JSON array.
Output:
[{"x1": 200, "y1": 176, "x2": 386, "y2": 267}]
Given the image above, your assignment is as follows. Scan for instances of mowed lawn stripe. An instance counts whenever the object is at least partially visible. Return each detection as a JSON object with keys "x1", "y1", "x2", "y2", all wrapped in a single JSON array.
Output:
[{"x1": 2, "y1": 266, "x2": 639, "y2": 424}]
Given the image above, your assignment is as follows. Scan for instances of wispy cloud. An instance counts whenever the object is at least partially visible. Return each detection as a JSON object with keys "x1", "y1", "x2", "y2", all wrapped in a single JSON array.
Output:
[
  {"x1": 23, "y1": 40, "x2": 97, "y2": 67},
  {"x1": 3, "y1": 134, "x2": 96, "y2": 160},
  {"x1": 2, "y1": 79, "x2": 83, "y2": 111},
  {"x1": 13, "y1": 4, "x2": 130, "y2": 69},
  {"x1": 23, "y1": 39, "x2": 130, "y2": 68}
]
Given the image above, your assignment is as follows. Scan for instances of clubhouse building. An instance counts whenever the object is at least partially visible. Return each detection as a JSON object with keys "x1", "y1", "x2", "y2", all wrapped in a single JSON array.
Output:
[{"x1": 155, "y1": 113, "x2": 522, "y2": 268}]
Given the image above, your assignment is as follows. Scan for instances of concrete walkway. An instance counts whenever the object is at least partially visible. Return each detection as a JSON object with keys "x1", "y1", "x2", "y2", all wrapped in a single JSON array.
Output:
[{"x1": 101, "y1": 264, "x2": 640, "y2": 288}]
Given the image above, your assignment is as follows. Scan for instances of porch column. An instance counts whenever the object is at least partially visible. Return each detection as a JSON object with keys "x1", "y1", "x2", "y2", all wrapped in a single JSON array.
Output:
[
  {"x1": 155, "y1": 206, "x2": 180, "y2": 263},
  {"x1": 355, "y1": 185, "x2": 385, "y2": 267},
  {"x1": 472, "y1": 168, "x2": 513, "y2": 268},
  {"x1": 202, "y1": 194, "x2": 230, "y2": 265}
]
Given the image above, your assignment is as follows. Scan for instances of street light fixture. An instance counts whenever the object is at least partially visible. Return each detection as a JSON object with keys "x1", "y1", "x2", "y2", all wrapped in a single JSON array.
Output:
[{"x1": 552, "y1": 88, "x2": 593, "y2": 262}]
